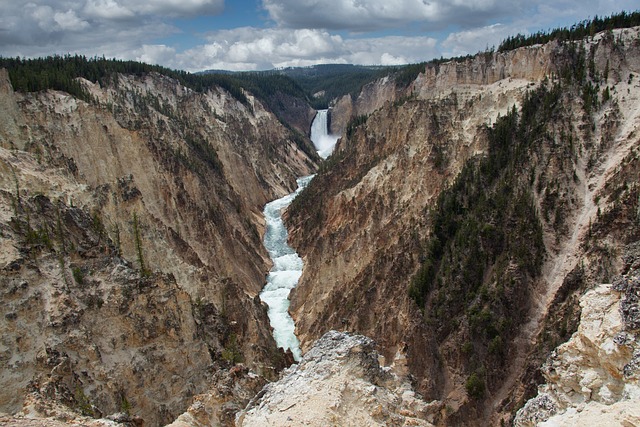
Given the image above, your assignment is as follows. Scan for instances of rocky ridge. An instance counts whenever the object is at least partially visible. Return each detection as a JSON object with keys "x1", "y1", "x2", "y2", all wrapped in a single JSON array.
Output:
[
  {"x1": 287, "y1": 26, "x2": 640, "y2": 425},
  {"x1": 165, "y1": 364, "x2": 267, "y2": 427},
  {"x1": 0, "y1": 67, "x2": 317, "y2": 425},
  {"x1": 328, "y1": 34, "x2": 555, "y2": 136},
  {"x1": 515, "y1": 243, "x2": 640, "y2": 426},
  {"x1": 236, "y1": 330, "x2": 435, "y2": 427}
]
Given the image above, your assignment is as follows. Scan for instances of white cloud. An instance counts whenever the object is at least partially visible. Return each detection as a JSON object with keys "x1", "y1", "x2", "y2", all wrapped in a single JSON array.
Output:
[
  {"x1": 134, "y1": 44, "x2": 177, "y2": 65},
  {"x1": 54, "y1": 9, "x2": 90, "y2": 31},
  {"x1": 262, "y1": 0, "x2": 518, "y2": 31},
  {"x1": 441, "y1": 23, "x2": 506, "y2": 57},
  {"x1": 380, "y1": 53, "x2": 408, "y2": 66},
  {"x1": 164, "y1": 28, "x2": 438, "y2": 71},
  {"x1": 132, "y1": 0, "x2": 224, "y2": 17},
  {"x1": 29, "y1": 4, "x2": 57, "y2": 32},
  {"x1": 172, "y1": 27, "x2": 346, "y2": 71},
  {"x1": 0, "y1": 0, "x2": 222, "y2": 59},
  {"x1": 2, "y1": 0, "x2": 639, "y2": 74},
  {"x1": 82, "y1": 0, "x2": 224, "y2": 20},
  {"x1": 83, "y1": 0, "x2": 135, "y2": 20},
  {"x1": 346, "y1": 35, "x2": 438, "y2": 66}
]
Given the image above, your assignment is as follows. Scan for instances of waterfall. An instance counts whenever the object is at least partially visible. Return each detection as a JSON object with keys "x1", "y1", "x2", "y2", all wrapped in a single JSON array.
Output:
[
  {"x1": 259, "y1": 176, "x2": 313, "y2": 361},
  {"x1": 310, "y1": 109, "x2": 339, "y2": 159}
]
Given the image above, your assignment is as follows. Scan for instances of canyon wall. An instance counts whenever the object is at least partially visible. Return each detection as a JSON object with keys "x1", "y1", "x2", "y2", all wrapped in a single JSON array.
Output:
[
  {"x1": 287, "y1": 27, "x2": 640, "y2": 425},
  {"x1": 515, "y1": 244, "x2": 640, "y2": 426},
  {"x1": 329, "y1": 38, "x2": 555, "y2": 136},
  {"x1": 0, "y1": 69, "x2": 317, "y2": 425}
]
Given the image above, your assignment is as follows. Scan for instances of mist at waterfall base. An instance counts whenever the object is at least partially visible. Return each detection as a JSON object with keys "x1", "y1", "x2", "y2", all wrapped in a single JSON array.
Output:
[
  {"x1": 259, "y1": 109, "x2": 336, "y2": 362},
  {"x1": 310, "y1": 109, "x2": 339, "y2": 159}
]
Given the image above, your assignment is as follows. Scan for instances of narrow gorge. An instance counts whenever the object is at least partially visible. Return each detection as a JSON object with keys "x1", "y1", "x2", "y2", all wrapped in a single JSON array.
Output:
[
  {"x1": 1, "y1": 18, "x2": 640, "y2": 427},
  {"x1": 0, "y1": 65, "x2": 319, "y2": 426},
  {"x1": 259, "y1": 108, "x2": 338, "y2": 361}
]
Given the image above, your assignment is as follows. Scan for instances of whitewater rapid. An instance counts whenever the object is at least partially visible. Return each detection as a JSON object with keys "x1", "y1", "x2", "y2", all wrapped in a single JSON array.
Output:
[
  {"x1": 259, "y1": 176, "x2": 312, "y2": 361},
  {"x1": 259, "y1": 109, "x2": 335, "y2": 361}
]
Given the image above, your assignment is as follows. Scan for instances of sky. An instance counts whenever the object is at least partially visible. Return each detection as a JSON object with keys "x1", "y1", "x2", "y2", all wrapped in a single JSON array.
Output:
[{"x1": 0, "y1": 1, "x2": 637, "y2": 72}]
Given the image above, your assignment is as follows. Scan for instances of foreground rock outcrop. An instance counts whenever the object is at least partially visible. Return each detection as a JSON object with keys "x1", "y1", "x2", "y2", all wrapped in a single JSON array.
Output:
[
  {"x1": 166, "y1": 365, "x2": 268, "y2": 427},
  {"x1": 515, "y1": 244, "x2": 640, "y2": 426},
  {"x1": 237, "y1": 330, "x2": 435, "y2": 426}
]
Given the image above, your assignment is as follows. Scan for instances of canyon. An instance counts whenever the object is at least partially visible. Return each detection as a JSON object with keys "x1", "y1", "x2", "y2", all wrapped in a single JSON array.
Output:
[
  {"x1": 0, "y1": 67, "x2": 317, "y2": 425},
  {"x1": 0, "y1": 24, "x2": 639, "y2": 427},
  {"x1": 287, "y1": 26, "x2": 640, "y2": 425}
]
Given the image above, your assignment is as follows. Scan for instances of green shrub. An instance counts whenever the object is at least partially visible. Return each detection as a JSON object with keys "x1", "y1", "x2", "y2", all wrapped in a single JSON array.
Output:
[
  {"x1": 488, "y1": 335, "x2": 504, "y2": 355},
  {"x1": 74, "y1": 386, "x2": 95, "y2": 417},
  {"x1": 465, "y1": 372, "x2": 485, "y2": 399},
  {"x1": 221, "y1": 333, "x2": 243, "y2": 364},
  {"x1": 72, "y1": 267, "x2": 84, "y2": 285}
]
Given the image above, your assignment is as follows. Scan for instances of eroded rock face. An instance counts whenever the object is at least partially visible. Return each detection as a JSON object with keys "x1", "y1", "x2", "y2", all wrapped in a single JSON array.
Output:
[
  {"x1": 0, "y1": 69, "x2": 317, "y2": 425},
  {"x1": 329, "y1": 38, "x2": 556, "y2": 136},
  {"x1": 166, "y1": 365, "x2": 268, "y2": 427},
  {"x1": 515, "y1": 251, "x2": 640, "y2": 426},
  {"x1": 330, "y1": 75, "x2": 398, "y2": 135},
  {"x1": 0, "y1": 190, "x2": 210, "y2": 426},
  {"x1": 289, "y1": 65, "x2": 538, "y2": 403},
  {"x1": 287, "y1": 26, "x2": 640, "y2": 425},
  {"x1": 236, "y1": 331, "x2": 436, "y2": 427}
]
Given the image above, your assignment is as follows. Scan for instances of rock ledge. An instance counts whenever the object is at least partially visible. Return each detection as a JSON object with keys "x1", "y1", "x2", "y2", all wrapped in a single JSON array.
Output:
[{"x1": 237, "y1": 330, "x2": 435, "y2": 426}]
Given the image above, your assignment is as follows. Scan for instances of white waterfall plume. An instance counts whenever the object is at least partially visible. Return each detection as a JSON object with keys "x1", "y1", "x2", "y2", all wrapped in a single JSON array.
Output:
[{"x1": 310, "y1": 109, "x2": 339, "y2": 159}]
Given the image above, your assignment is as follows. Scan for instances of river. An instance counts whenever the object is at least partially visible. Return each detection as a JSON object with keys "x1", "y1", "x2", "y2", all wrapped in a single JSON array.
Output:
[{"x1": 258, "y1": 109, "x2": 338, "y2": 361}]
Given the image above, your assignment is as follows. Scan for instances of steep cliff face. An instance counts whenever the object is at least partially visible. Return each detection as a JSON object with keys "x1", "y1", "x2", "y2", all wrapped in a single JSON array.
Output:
[
  {"x1": 264, "y1": 91, "x2": 317, "y2": 137},
  {"x1": 329, "y1": 40, "x2": 554, "y2": 136},
  {"x1": 290, "y1": 77, "x2": 527, "y2": 399},
  {"x1": 0, "y1": 158, "x2": 210, "y2": 426},
  {"x1": 515, "y1": 244, "x2": 640, "y2": 426},
  {"x1": 0, "y1": 69, "x2": 317, "y2": 425},
  {"x1": 287, "y1": 27, "x2": 640, "y2": 425},
  {"x1": 330, "y1": 75, "x2": 399, "y2": 135}
]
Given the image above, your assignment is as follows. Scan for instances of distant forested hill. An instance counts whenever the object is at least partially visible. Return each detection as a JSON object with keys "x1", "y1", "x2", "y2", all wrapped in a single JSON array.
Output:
[{"x1": 202, "y1": 64, "x2": 393, "y2": 109}]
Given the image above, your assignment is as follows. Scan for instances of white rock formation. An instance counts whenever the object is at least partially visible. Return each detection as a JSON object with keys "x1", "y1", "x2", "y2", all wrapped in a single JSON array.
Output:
[
  {"x1": 236, "y1": 330, "x2": 436, "y2": 426},
  {"x1": 515, "y1": 269, "x2": 640, "y2": 426}
]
